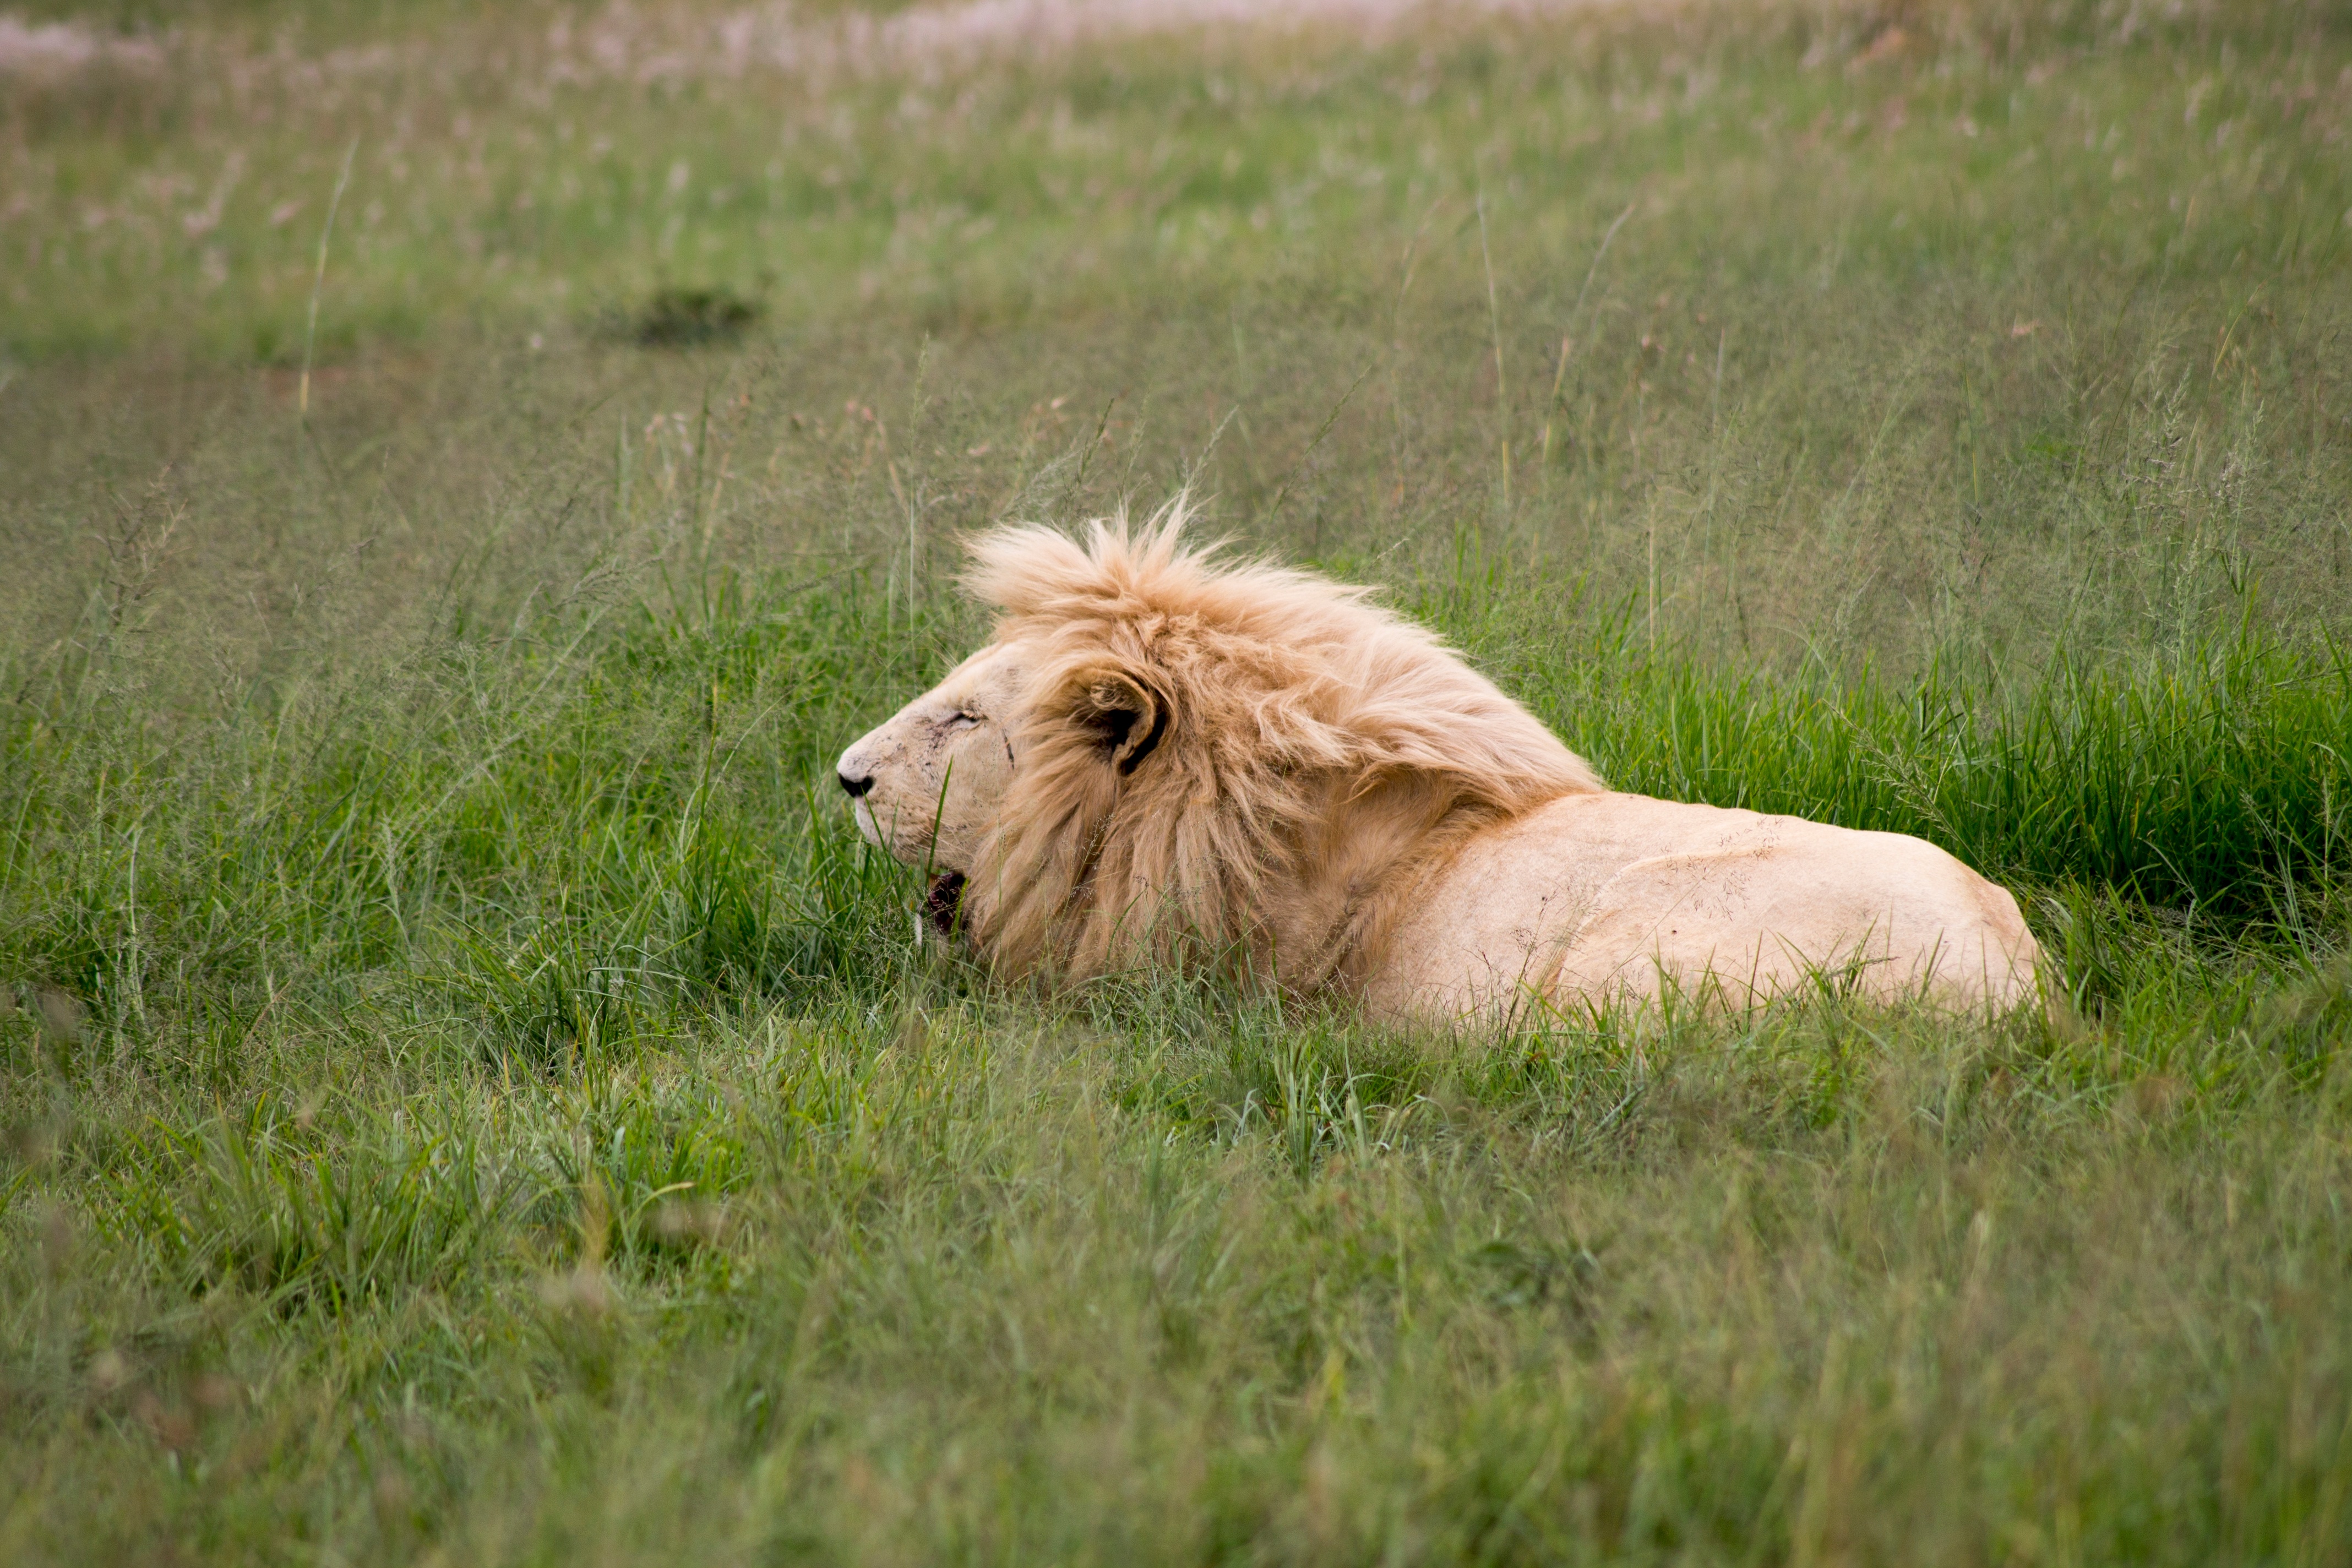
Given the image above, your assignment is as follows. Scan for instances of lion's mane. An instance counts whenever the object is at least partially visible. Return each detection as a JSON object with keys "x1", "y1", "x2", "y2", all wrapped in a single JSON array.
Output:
[{"x1": 958, "y1": 500, "x2": 1604, "y2": 986}]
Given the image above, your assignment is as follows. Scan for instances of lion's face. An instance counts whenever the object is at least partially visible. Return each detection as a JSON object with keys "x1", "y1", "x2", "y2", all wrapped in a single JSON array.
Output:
[{"x1": 835, "y1": 641, "x2": 1030, "y2": 923}]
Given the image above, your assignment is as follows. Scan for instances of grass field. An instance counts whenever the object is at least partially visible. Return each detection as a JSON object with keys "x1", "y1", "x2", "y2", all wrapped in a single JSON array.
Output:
[{"x1": 5, "y1": 0, "x2": 2352, "y2": 1561}]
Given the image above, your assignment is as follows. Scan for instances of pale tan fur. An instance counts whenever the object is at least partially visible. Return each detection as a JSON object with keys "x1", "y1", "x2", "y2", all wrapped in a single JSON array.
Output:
[{"x1": 836, "y1": 502, "x2": 2041, "y2": 1020}]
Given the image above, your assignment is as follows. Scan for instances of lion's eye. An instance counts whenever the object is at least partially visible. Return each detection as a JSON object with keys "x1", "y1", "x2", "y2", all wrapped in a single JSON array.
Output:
[{"x1": 946, "y1": 711, "x2": 981, "y2": 729}]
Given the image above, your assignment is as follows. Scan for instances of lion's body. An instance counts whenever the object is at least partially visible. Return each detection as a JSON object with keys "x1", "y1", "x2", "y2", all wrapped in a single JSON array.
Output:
[
  {"x1": 1373, "y1": 791, "x2": 2038, "y2": 1018},
  {"x1": 836, "y1": 506, "x2": 2040, "y2": 1021}
]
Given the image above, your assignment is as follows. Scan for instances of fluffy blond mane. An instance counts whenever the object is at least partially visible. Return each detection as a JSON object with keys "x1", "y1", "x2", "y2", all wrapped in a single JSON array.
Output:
[{"x1": 956, "y1": 499, "x2": 1604, "y2": 987}]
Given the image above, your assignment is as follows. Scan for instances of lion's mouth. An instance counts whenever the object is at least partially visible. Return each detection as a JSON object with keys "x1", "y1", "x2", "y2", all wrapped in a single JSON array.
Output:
[{"x1": 923, "y1": 870, "x2": 968, "y2": 937}]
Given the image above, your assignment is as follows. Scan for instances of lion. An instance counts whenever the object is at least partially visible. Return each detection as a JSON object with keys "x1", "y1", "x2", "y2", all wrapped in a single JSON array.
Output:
[{"x1": 835, "y1": 504, "x2": 2041, "y2": 1021}]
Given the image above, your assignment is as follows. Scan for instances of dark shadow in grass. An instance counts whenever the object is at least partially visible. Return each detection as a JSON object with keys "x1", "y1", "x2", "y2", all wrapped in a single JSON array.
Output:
[{"x1": 614, "y1": 285, "x2": 764, "y2": 349}]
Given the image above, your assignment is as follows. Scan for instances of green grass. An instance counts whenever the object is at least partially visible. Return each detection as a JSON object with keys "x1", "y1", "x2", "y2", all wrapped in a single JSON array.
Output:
[{"x1": 5, "y1": 1, "x2": 2352, "y2": 1562}]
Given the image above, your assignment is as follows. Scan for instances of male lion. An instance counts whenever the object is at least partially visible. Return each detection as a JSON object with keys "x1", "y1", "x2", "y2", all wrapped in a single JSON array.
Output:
[{"x1": 836, "y1": 507, "x2": 2040, "y2": 1021}]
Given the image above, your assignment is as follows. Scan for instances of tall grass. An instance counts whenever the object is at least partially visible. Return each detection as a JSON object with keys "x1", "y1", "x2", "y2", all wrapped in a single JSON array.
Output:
[
  {"x1": 5, "y1": 563, "x2": 2346, "y2": 1063},
  {"x1": 6, "y1": 581, "x2": 2350, "y2": 1559},
  {"x1": 1537, "y1": 616, "x2": 2352, "y2": 924}
]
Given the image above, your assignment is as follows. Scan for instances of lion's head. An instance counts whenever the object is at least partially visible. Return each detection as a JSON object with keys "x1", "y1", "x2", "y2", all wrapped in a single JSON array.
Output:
[{"x1": 836, "y1": 500, "x2": 1604, "y2": 987}]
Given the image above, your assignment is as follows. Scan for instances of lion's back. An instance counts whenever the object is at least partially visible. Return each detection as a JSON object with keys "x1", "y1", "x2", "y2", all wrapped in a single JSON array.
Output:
[{"x1": 1368, "y1": 793, "x2": 2040, "y2": 1021}]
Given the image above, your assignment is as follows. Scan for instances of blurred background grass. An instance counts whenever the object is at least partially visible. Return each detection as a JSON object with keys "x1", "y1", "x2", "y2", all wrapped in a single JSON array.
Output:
[{"x1": 4, "y1": 1, "x2": 2352, "y2": 1562}]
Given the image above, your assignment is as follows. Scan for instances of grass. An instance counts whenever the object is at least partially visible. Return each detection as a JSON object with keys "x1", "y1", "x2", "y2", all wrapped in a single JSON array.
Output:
[{"x1": 4, "y1": 0, "x2": 2352, "y2": 1561}]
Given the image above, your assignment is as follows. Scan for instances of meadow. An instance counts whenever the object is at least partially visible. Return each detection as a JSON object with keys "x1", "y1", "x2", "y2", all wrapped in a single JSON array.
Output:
[{"x1": 4, "y1": 0, "x2": 2352, "y2": 1561}]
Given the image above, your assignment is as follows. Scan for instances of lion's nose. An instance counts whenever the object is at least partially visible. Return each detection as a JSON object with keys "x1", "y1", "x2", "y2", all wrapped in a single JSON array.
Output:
[{"x1": 837, "y1": 771, "x2": 875, "y2": 799}]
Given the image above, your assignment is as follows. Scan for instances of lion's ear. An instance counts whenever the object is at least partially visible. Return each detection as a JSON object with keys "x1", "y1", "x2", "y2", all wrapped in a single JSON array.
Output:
[{"x1": 1073, "y1": 669, "x2": 1167, "y2": 776}]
